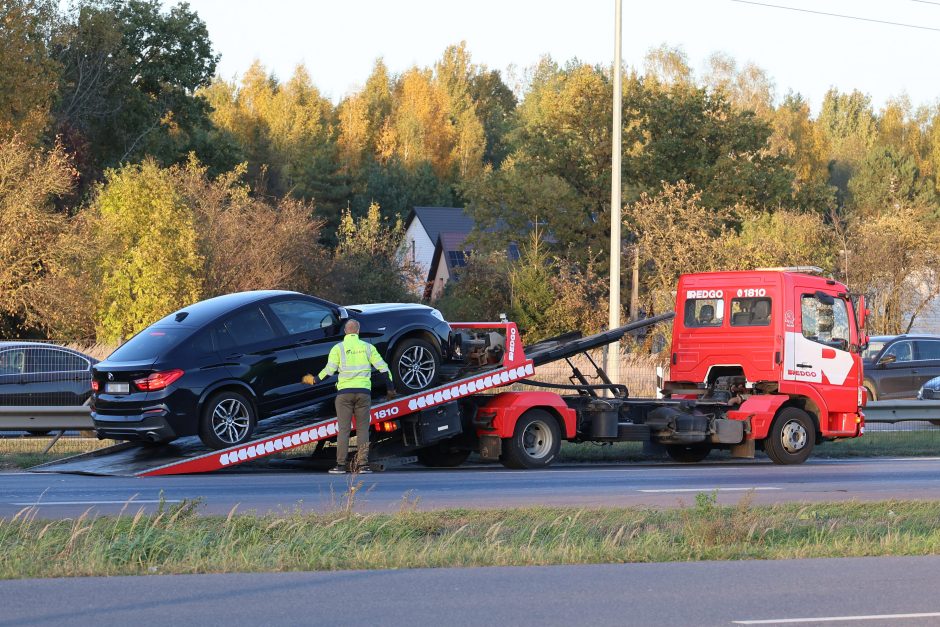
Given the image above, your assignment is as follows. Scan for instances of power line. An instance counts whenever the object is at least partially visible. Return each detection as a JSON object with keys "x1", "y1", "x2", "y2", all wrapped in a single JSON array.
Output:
[
  {"x1": 730, "y1": 0, "x2": 940, "y2": 32},
  {"x1": 909, "y1": 0, "x2": 940, "y2": 7}
]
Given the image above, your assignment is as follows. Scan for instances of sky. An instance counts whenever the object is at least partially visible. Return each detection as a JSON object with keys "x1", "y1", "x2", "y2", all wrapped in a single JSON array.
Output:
[{"x1": 176, "y1": 0, "x2": 940, "y2": 113}]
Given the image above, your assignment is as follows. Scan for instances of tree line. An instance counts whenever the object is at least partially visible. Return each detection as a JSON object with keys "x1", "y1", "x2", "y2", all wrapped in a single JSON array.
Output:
[{"x1": 3, "y1": 0, "x2": 939, "y2": 342}]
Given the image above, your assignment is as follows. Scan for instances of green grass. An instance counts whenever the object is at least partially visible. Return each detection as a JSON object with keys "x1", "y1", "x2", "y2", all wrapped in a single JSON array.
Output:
[{"x1": 3, "y1": 496, "x2": 940, "y2": 578}]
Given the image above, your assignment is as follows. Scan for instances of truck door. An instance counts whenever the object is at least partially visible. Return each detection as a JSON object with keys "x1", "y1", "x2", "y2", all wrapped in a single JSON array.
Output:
[{"x1": 783, "y1": 288, "x2": 858, "y2": 412}]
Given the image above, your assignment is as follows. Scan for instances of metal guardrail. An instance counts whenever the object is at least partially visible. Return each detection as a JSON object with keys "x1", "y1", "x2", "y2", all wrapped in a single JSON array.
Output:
[
  {"x1": 0, "y1": 406, "x2": 93, "y2": 431},
  {"x1": 863, "y1": 400, "x2": 940, "y2": 424},
  {"x1": 0, "y1": 400, "x2": 935, "y2": 433}
]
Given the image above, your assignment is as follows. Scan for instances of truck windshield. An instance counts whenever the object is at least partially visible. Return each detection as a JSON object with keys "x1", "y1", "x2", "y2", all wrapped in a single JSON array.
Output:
[{"x1": 801, "y1": 294, "x2": 850, "y2": 349}]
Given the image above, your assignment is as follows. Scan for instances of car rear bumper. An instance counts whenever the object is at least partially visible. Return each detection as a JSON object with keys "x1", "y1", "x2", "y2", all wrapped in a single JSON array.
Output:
[{"x1": 92, "y1": 406, "x2": 178, "y2": 443}]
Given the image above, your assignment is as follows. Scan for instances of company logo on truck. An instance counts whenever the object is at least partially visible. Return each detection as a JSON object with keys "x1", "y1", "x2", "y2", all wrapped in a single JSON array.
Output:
[
  {"x1": 787, "y1": 368, "x2": 817, "y2": 378},
  {"x1": 686, "y1": 289, "x2": 723, "y2": 299},
  {"x1": 507, "y1": 326, "x2": 517, "y2": 362}
]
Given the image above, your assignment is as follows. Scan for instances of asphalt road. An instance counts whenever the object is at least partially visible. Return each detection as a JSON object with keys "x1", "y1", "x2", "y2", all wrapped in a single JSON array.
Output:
[
  {"x1": 2, "y1": 556, "x2": 939, "y2": 626},
  {"x1": 4, "y1": 457, "x2": 940, "y2": 518}
]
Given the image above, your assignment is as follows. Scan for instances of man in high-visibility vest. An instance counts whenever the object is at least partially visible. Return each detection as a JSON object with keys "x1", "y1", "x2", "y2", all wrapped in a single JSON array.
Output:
[{"x1": 302, "y1": 319, "x2": 396, "y2": 474}]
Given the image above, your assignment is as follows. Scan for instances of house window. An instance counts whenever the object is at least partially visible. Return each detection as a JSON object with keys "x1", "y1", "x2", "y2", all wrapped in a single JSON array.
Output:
[
  {"x1": 411, "y1": 239, "x2": 416, "y2": 263},
  {"x1": 448, "y1": 250, "x2": 467, "y2": 268}
]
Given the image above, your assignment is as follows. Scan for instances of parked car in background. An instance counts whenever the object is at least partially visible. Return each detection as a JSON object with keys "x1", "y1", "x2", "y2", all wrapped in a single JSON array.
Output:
[
  {"x1": 91, "y1": 291, "x2": 452, "y2": 449},
  {"x1": 862, "y1": 334, "x2": 940, "y2": 400},
  {"x1": 0, "y1": 343, "x2": 99, "y2": 433}
]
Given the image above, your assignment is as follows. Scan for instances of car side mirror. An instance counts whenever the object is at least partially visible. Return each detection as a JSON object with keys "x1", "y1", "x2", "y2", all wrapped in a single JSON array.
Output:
[
  {"x1": 337, "y1": 307, "x2": 349, "y2": 320},
  {"x1": 878, "y1": 354, "x2": 897, "y2": 366}
]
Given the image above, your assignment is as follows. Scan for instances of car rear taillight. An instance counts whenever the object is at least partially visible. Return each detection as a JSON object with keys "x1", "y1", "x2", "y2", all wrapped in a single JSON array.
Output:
[
  {"x1": 134, "y1": 369, "x2": 185, "y2": 391},
  {"x1": 91, "y1": 380, "x2": 99, "y2": 392}
]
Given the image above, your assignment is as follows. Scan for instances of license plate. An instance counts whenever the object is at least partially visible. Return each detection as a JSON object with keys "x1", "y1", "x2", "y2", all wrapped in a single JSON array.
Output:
[{"x1": 105, "y1": 382, "x2": 130, "y2": 394}]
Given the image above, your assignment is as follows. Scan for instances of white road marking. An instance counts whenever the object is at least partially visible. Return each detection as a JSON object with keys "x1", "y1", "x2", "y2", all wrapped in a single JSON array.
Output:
[
  {"x1": 734, "y1": 611, "x2": 940, "y2": 624},
  {"x1": 638, "y1": 487, "x2": 781, "y2": 493},
  {"x1": 11, "y1": 499, "x2": 181, "y2": 506}
]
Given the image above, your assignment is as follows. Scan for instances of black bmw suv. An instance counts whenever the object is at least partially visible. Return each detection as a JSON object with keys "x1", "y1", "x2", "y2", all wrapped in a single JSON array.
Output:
[{"x1": 91, "y1": 291, "x2": 451, "y2": 449}]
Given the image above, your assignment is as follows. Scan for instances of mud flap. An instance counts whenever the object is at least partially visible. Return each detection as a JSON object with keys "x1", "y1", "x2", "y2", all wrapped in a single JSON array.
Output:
[
  {"x1": 730, "y1": 438, "x2": 755, "y2": 458},
  {"x1": 478, "y1": 434, "x2": 502, "y2": 460}
]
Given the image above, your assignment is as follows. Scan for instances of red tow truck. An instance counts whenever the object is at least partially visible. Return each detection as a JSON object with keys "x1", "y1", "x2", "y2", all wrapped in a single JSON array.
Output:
[{"x1": 36, "y1": 268, "x2": 868, "y2": 476}]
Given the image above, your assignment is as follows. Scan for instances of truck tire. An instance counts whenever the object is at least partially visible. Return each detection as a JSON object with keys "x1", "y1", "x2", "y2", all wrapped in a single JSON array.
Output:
[
  {"x1": 416, "y1": 441, "x2": 471, "y2": 467},
  {"x1": 863, "y1": 381, "x2": 877, "y2": 402},
  {"x1": 391, "y1": 337, "x2": 440, "y2": 393},
  {"x1": 199, "y1": 391, "x2": 257, "y2": 450},
  {"x1": 665, "y1": 443, "x2": 711, "y2": 463},
  {"x1": 500, "y1": 409, "x2": 561, "y2": 469},
  {"x1": 764, "y1": 407, "x2": 815, "y2": 465}
]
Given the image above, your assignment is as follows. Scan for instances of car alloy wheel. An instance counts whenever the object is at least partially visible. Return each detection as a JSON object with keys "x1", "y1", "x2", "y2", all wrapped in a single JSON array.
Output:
[
  {"x1": 211, "y1": 398, "x2": 251, "y2": 445},
  {"x1": 398, "y1": 345, "x2": 436, "y2": 390}
]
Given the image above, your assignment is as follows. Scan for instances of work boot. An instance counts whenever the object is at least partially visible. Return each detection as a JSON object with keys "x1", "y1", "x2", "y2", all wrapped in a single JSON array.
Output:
[{"x1": 328, "y1": 465, "x2": 347, "y2": 474}]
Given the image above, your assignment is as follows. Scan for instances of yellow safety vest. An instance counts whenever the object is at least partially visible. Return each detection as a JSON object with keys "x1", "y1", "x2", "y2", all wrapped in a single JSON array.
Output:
[{"x1": 318, "y1": 334, "x2": 392, "y2": 392}]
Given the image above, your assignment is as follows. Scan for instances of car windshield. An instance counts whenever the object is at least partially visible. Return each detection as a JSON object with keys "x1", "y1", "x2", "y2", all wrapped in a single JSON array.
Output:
[
  {"x1": 862, "y1": 340, "x2": 887, "y2": 361},
  {"x1": 108, "y1": 327, "x2": 190, "y2": 362}
]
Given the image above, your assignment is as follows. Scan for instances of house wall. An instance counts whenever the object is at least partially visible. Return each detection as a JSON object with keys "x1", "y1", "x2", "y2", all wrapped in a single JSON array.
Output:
[
  {"x1": 909, "y1": 299, "x2": 940, "y2": 334},
  {"x1": 402, "y1": 221, "x2": 436, "y2": 294},
  {"x1": 429, "y1": 254, "x2": 450, "y2": 301}
]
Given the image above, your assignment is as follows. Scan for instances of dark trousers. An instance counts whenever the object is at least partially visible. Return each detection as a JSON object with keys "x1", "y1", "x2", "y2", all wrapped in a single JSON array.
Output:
[{"x1": 335, "y1": 392, "x2": 371, "y2": 468}]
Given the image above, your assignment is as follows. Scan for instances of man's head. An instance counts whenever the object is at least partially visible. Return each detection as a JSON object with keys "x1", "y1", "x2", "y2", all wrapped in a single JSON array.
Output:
[{"x1": 344, "y1": 319, "x2": 360, "y2": 335}]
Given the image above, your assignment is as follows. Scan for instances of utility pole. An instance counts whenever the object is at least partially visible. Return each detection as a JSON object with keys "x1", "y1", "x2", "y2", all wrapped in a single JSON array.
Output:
[{"x1": 606, "y1": 0, "x2": 623, "y2": 385}]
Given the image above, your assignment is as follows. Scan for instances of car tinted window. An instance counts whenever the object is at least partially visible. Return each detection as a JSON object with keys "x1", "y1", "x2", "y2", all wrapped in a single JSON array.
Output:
[
  {"x1": 883, "y1": 340, "x2": 913, "y2": 363},
  {"x1": 108, "y1": 327, "x2": 189, "y2": 362},
  {"x1": 730, "y1": 297, "x2": 772, "y2": 327},
  {"x1": 915, "y1": 340, "x2": 940, "y2": 361},
  {"x1": 684, "y1": 298, "x2": 724, "y2": 328},
  {"x1": 184, "y1": 329, "x2": 216, "y2": 357},
  {"x1": 26, "y1": 349, "x2": 87, "y2": 373},
  {"x1": 0, "y1": 349, "x2": 25, "y2": 375},
  {"x1": 801, "y1": 294, "x2": 849, "y2": 348},
  {"x1": 269, "y1": 300, "x2": 337, "y2": 335},
  {"x1": 215, "y1": 307, "x2": 277, "y2": 351}
]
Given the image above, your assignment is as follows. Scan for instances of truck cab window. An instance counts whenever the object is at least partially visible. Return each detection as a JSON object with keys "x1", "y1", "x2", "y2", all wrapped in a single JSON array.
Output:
[
  {"x1": 684, "y1": 298, "x2": 724, "y2": 328},
  {"x1": 801, "y1": 294, "x2": 849, "y2": 349},
  {"x1": 730, "y1": 297, "x2": 772, "y2": 326}
]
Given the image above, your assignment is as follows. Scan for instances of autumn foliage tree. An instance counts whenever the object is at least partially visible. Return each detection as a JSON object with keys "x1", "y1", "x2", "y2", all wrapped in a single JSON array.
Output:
[
  {"x1": 93, "y1": 159, "x2": 204, "y2": 343},
  {"x1": 0, "y1": 135, "x2": 75, "y2": 335}
]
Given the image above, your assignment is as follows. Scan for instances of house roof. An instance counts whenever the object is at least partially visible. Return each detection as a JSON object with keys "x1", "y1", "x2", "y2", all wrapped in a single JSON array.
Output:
[{"x1": 406, "y1": 207, "x2": 475, "y2": 243}]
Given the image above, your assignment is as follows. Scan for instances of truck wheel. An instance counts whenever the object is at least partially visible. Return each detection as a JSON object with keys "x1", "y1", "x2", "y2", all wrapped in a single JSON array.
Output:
[
  {"x1": 391, "y1": 338, "x2": 440, "y2": 393},
  {"x1": 500, "y1": 409, "x2": 561, "y2": 469},
  {"x1": 764, "y1": 407, "x2": 815, "y2": 465},
  {"x1": 199, "y1": 391, "x2": 257, "y2": 450},
  {"x1": 416, "y1": 441, "x2": 471, "y2": 467},
  {"x1": 665, "y1": 443, "x2": 711, "y2": 463}
]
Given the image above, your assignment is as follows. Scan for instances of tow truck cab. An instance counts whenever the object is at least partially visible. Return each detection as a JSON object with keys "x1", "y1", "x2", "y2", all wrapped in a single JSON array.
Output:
[{"x1": 666, "y1": 268, "x2": 868, "y2": 444}]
